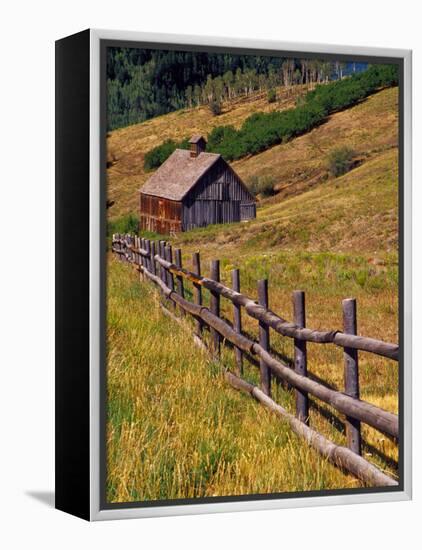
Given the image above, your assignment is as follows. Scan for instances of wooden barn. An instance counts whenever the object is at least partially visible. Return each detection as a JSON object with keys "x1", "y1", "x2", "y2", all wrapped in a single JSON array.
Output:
[{"x1": 140, "y1": 135, "x2": 256, "y2": 234}]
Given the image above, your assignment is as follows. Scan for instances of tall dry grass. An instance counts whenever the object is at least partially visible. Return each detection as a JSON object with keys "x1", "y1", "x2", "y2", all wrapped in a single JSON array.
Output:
[
  {"x1": 107, "y1": 258, "x2": 365, "y2": 503},
  {"x1": 106, "y1": 84, "x2": 399, "y2": 503}
]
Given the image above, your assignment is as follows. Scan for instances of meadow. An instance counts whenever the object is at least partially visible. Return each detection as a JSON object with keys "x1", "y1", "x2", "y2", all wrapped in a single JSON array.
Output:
[
  {"x1": 106, "y1": 82, "x2": 399, "y2": 502},
  {"x1": 107, "y1": 258, "x2": 363, "y2": 502}
]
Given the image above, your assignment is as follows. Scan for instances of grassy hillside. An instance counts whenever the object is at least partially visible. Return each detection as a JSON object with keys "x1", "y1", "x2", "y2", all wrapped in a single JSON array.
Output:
[
  {"x1": 107, "y1": 86, "x2": 397, "y2": 220},
  {"x1": 173, "y1": 148, "x2": 398, "y2": 256},
  {"x1": 106, "y1": 83, "x2": 399, "y2": 500},
  {"x1": 233, "y1": 86, "x2": 398, "y2": 202},
  {"x1": 107, "y1": 84, "x2": 307, "y2": 219},
  {"x1": 164, "y1": 145, "x2": 399, "y2": 475},
  {"x1": 107, "y1": 257, "x2": 362, "y2": 503}
]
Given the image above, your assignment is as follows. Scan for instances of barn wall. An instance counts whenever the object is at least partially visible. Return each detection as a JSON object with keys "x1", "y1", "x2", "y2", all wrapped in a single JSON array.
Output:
[
  {"x1": 182, "y1": 158, "x2": 256, "y2": 230},
  {"x1": 191, "y1": 158, "x2": 254, "y2": 202},
  {"x1": 140, "y1": 194, "x2": 182, "y2": 234},
  {"x1": 182, "y1": 200, "x2": 241, "y2": 230},
  {"x1": 240, "y1": 203, "x2": 256, "y2": 220}
]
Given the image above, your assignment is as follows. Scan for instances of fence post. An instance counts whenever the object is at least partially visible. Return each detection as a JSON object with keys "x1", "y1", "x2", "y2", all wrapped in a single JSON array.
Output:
[
  {"x1": 258, "y1": 279, "x2": 271, "y2": 396},
  {"x1": 139, "y1": 237, "x2": 144, "y2": 270},
  {"x1": 126, "y1": 235, "x2": 133, "y2": 264},
  {"x1": 132, "y1": 235, "x2": 136, "y2": 264},
  {"x1": 165, "y1": 245, "x2": 173, "y2": 287},
  {"x1": 139, "y1": 237, "x2": 145, "y2": 279},
  {"x1": 293, "y1": 290, "x2": 309, "y2": 424},
  {"x1": 192, "y1": 252, "x2": 203, "y2": 336},
  {"x1": 136, "y1": 236, "x2": 140, "y2": 266},
  {"x1": 210, "y1": 260, "x2": 221, "y2": 357},
  {"x1": 159, "y1": 240, "x2": 166, "y2": 287},
  {"x1": 165, "y1": 245, "x2": 175, "y2": 309},
  {"x1": 132, "y1": 236, "x2": 137, "y2": 274},
  {"x1": 122, "y1": 234, "x2": 126, "y2": 262},
  {"x1": 142, "y1": 237, "x2": 147, "y2": 276},
  {"x1": 128, "y1": 234, "x2": 133, "y2": 262},
  {"x1": 343, "y1": 298, "x2": 361, "y2": 455},
  {"x1": 174, "y1": 248, "x2": 185, "y2": 316},
  {"x1": 116, "y1": 233, "x2": 122, "y2": 262},
  {"x1": 142, "y1": 238, "x2": 147, "y2": 270},
  {"x1": 119, "y1": 234, "x2": 124, "y2": 261},
  {"x1": 145, "y1": 239, "x2": 151, "y2": 273},
  {"x1": 149, "y1": 241, "x2": 156, "y2": 276},
  {"x1": 231, "y1": 269, "x2": 243, "y2": 375}
]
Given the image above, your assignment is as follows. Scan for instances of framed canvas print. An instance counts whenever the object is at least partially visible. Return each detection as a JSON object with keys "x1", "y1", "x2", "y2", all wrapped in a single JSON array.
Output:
[{"x1": 55, "y1": 29, "x2": 412, "y2": 521}]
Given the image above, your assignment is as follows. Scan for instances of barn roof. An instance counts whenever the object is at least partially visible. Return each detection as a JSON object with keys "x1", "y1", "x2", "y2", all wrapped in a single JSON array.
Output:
[{"x1": 140, "y1": 149, "x2": 221, "y2": 201}]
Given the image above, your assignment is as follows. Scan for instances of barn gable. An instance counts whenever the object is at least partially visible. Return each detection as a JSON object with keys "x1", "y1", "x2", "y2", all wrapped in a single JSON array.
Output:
[
  {"x1": 182, "y1": 156, "x2": 256, "y2": 230},
  {"x1": 198, "y1": 159, "x2": 252, "y2": 200},
  {"x1": 140, "y1": 135, "x2": 256, "y2": 234}
]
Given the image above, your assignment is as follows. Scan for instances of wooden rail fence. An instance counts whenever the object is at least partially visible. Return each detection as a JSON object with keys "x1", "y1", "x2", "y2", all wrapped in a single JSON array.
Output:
[{"x1": 111, "y1": 233, "x2": 399, "y2": 488}]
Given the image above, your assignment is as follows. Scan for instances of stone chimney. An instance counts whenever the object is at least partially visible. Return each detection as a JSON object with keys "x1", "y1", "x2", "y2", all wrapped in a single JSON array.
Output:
[{"x1": 189, "y1": 135, "x2": 207, "y2": 158}]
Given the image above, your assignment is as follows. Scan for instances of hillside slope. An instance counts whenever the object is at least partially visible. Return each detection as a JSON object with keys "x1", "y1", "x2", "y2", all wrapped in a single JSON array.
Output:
[
  {"x1": 107, "y1": 86, "x2": 397, "y2": 221},
  {"x1": 166, "y1": 145, "x2": 399, "y2": 478},
  {"x1": 107, "y1": 84, "x2": 305, "y2": 219},
  {"x1": 233, "y1": 86, "x2": 398, "y2": 203},
  {"x1": 107, "y1": 257, "x2": 361, "y2": 502},
  {"x1": 107, "y1": 84, "x2": 400, "y2": 490},
  {"x1": 173, "y1": 148, "x2": 398, "y2": 257}
]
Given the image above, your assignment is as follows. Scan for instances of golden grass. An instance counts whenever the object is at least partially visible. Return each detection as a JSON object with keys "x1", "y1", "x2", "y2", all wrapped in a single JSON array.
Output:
[
  {"x1": 107, "y1": 84, "x2": 307, "y2": 219},
  {"x1": 106, "y1": 86, "x2": 398, "y2": 220},
  {"x1": 233, "y1": 86, "x2": 398, "y2": 202},
  {"x1": 171, "y1": 148, "x2": 398, "y2": 256},
  {"x1": 106, "y1": 83, "x2": 400, "y2": 502},
  {"x1": 107, "y1": 258, "x2": 365, "y2": 503},
  {"x1": 169, "y1": 246, "x2": 399, "y2": 477},
  {"x1": 155, "y1": 148, "x2": 399, "y2": 481}
]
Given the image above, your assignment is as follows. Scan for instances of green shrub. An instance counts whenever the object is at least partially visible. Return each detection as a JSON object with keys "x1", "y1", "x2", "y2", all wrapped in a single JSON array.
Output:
[
  {"x1": 258, "y1": 176, "x2": 276, "y2": 197},
  {"x1": 327, "y1": 147, "x2": 356, "y2": 177},
  {"x1": 145, "y1": 64, "x2": 398, "y2": 168},
  {"x1": 247, "y1": 175, "x2": 260, "y2": 196},
  {"x1": 207, "y1": 125, "x2": 237, "y2": 151},
  {"x1": 248, "y1": 175, "x2": 276, "y2": 197},
  {"x1": 267, "y1": 88, "x2": 277, "y2": 103},
  {"x1": 144, "y1": 137, "x2": 189, "y2": 171},
  {"x1": 108, "y1": 214, "x2": 139, "y2": 238},
  {"x1": 209, "y1": 100, "x2": 222, "y2": 116}
]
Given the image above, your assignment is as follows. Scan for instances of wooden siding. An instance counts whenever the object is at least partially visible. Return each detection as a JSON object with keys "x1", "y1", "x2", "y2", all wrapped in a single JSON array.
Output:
[
  {"x1": 140, "y1": 193, "x2": 182, "y2": 234},
  {"x1": 182, "y1": 200, "x2": 241, "y2": 230},
  {"x1": 240, "y1": 202, "x2": 256, "y2": 220},
  {"x1": 190, "y1": 158, "x2": 254, "y2": 202},
  {"x1": 140, "y1": 157, "x2": 256, "y2": 234},
  {"x1": 181, "y1": 158, "x2": 256, "y2": 230}
]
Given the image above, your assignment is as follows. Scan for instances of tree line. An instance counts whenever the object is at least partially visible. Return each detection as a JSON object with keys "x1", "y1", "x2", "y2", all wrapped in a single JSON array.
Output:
[
  {"x1": 144, "y1": 64, "x2": 398, "y2": 170},
  {"x1": 183, "y1": 59, "x2": 346, "y2": 108},
  {"x1": 106, "y1": 47, "x2": 366, "y2": 130}
]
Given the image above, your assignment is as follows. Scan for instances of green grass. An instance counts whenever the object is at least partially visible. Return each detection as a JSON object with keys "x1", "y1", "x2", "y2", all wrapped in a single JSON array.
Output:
[
  {"x1": 107, "y1": 86, "x2": 398, "y2": 221},
  {"x1": 106, "y1": 258, "x2": 370, "y2": 503},
  {"x1": 106, "y1": 84, "x2": 399, "y2": 501},
  {"x1": 169, "y1": 148, "x2": 398, "y2": 256},
  {"x1": 108, "y1": 149, "x2": 399, "y2": 499},
  {"x1": 107, "y1": 213, "x2": 139, "y2": 237}
]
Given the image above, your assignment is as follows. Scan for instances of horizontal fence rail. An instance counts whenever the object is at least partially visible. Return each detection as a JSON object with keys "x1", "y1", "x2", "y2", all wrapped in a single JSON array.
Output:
[
  {"x1": 115, "y1": 238, "x2": 398, "y2": 361},
  {"x1": 111, "y1": 234, "x2": 399, "y2": 487}
]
